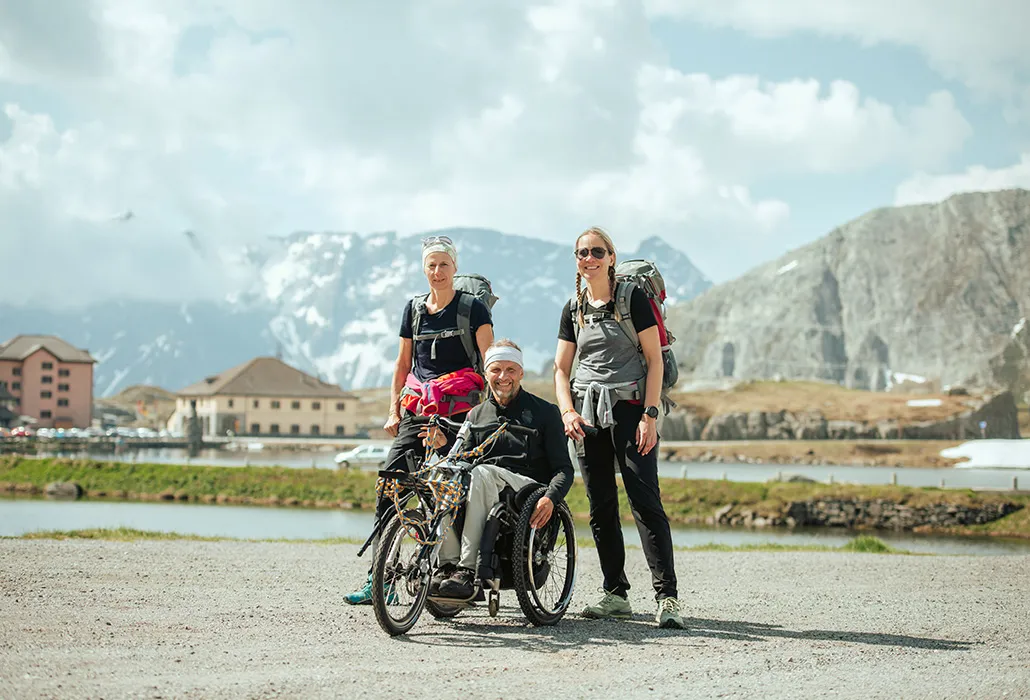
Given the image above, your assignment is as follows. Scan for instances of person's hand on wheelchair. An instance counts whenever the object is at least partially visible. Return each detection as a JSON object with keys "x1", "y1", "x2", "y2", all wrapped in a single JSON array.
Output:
[
  {"x1": 530, "y1": 496, "x2": 553, "y2": 529},
  {"x1": 419, "y1": 424, "x2": 447, "y2": 451}
]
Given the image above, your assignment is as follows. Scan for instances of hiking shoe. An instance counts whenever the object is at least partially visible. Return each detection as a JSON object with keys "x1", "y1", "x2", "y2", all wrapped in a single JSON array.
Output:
[
  {"x1": 430, "y1": 563, "x2": 457, "y2": 596},
  {"x1": 344, "y1": 574, "x2": 399, "y2": 606},
  {"x1": 581, "y1": 591, "x2": 632, "y2": 619},
  {"x1": 439, "y1": 567, "x2": 476, "y2": 600},
  {"x1": 656, "y1": 597, "x2": 685, "y2": 629},
  {"x1": 343, "y1": 574, "x2": 374, "y2": 606}
]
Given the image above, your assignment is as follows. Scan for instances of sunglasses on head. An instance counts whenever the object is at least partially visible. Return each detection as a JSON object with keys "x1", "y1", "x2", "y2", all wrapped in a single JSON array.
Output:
[
  {"x1": 422, "y1": 235, "x2": 454, "y2": 248},
  {"x1": 575, "y1": 246, "x2": 608, "y2": 260}
]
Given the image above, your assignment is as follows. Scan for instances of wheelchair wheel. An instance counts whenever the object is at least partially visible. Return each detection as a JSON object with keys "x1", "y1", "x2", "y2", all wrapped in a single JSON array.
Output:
[
  {"x1": 371, "y1": 510, "x2": 431, "y2": 636},
  {"x1": 513, "y1": 487, "x2": 577, "y2": 626}
]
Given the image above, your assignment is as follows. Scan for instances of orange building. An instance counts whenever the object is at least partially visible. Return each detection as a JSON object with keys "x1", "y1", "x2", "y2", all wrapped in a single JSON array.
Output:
[{"x1": 0, "y1": 335, "x2": 97, "y2": 429}]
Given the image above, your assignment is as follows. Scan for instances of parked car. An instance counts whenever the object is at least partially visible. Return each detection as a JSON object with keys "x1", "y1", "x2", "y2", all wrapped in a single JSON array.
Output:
[
  {"x1": 333, "y1": 444, "x2": 390, "y2": 469},
  {"x1": 10, "y1": 426, "x2": 34, "y2": 437}
]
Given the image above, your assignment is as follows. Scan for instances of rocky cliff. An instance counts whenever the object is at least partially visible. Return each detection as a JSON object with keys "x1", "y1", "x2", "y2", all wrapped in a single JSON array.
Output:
[{"x1": 667, "y1": 189, "x2": 1030, "y2": 397}]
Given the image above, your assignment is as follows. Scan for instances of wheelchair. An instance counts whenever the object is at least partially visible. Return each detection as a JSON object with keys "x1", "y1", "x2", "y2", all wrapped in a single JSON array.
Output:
[{"x1": 362, "y1": 416, "x2": 578, "y2": 637}]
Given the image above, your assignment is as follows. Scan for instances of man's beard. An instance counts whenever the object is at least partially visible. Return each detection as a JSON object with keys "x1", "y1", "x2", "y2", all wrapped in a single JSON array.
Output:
[{"x1": 491, "y1": 383, "x2": 519, "y2": 404}]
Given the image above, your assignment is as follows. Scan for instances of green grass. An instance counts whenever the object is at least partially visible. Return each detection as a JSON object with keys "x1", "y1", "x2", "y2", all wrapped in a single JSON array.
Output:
[
  {"x1": 15, "y1": 527, "x2": 911, "y2": 554},
  {"x1": 3, "y1": 455, "x2": 1028, "y2": 537}
]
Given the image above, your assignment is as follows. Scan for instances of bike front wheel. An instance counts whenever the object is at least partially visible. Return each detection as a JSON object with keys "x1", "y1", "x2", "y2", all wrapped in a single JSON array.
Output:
[{"x1": 371, "y1": 510, "x2": 432, "y2": 636}]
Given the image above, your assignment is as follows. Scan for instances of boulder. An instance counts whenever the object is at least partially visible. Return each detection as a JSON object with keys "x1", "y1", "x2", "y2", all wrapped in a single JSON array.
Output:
[
  {"x1": 790, "y1": 411, "x2": 828, "y2": 439},
  {"x1": 827, "y1": 420, "x2": 863, "y2": 440},
  {"x1": 44, "y1": 482, "x2": 83, "y2": 500},
  {"x1": 700, "y1": 412, "x2": 749, "y2": 440}
]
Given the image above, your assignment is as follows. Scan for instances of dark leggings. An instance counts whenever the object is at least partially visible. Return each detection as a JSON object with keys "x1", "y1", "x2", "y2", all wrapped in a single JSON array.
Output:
[{"x1": 580, "y1": 401, "x2": 677, "y2": 601}]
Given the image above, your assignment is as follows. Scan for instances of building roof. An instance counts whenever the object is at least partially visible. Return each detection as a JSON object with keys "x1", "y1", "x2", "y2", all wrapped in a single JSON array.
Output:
[
  {"x1": 177, "y1": 357, "x2": 355, "y2": 399},
  {"x1": 0, "y1": 335, "x2": 96, "y2": 363}
]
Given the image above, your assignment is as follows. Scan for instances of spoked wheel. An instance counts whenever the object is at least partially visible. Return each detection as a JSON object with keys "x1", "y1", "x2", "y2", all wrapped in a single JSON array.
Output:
[
  {"x1": 513, "y1": 488, "x2": 577, "y2": 626},
  {"x1": 371, "y1": 511, "x2": 432, "y2": 636}
]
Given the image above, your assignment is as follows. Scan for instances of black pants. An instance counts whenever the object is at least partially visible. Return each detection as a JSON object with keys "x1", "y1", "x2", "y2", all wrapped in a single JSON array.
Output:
[
  {"x1": 580, "y1": 401, "x2": 677, "y2": 601},
  {"x1": 367, "y1": 410, "x2": 467, "y2": 565}
]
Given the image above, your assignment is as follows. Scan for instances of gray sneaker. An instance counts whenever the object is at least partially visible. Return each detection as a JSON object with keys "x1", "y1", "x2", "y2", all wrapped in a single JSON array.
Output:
[
  {"x1": 656, "y1": 597, "x2": 685, "y2": 629},
  {"x1": 581, "y1": 591, "x2": 632, "y2": 619}
]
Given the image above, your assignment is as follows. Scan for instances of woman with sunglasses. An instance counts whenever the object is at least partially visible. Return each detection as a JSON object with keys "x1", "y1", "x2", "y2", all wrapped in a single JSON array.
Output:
[
  {"x1": 344, "y1": 234, "x2": 494, "y2": 605},
  {"x1": 553, "y1": 226, "x2": 684, "y2": 629}
]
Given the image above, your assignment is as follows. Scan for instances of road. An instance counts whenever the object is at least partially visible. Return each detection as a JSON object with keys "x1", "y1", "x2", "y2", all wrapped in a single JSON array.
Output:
[{"x1": 1, "y1": 539, "x2": 1027, "y2": 699}]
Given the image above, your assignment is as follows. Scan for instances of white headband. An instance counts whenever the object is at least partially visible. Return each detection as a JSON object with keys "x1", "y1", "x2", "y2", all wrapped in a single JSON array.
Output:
[
  {"x1": 484, "y1": 345, "x2": 523, "y2": 369},
  {"x1": 422, "y1": 242, "x2": 458, "y2": 269}
]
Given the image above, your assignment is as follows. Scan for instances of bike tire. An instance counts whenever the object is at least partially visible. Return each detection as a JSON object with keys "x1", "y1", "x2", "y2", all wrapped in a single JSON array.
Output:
[{"x1": 371, "y1": 512, "x2": 431, "y2": 636}]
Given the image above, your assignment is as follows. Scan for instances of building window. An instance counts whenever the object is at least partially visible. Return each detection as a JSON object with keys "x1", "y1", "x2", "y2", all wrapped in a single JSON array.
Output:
[
  {"x1": 291, "y1": 401, "x2": 301, "y2": 409},
  {"x1": 12, "y1": 367, "x2": 20, "y2": 376},
  {"x1": 253, "y1": 399, "x2": 259, "y2": 408},
  {"x1": 310, "y1": 425, "x2": 320, "y2": 435},
  {"x1": 250, "y1": 423, "x2": 260, "y2": 434},
  {"x1": 40, "y1": 410, "x2": 52, "y2": 418},
  {"x1": 57, "y1": 399, "x2": 69, "y2": 407},
  {"x1": 11, "y1": 382, "x2": 19, "y2": 391},
  {"x1": 270, "y1": 423, "x2": 280, "y2": 434},
  {"x1": 40, "y1": 391, "x2": 52, "y2": 399},
  {"x1": 42, "y1": 362, "x2": 53, "y2": 370},
  {"x1": 271, "y1": 400, "x2": 280, "y2": 409},
  {"x1": 58, "y1": 369, "x2": 70, "y2": 377},
  {"x1": 290, "y1": 424, "x2": 300, "y2": 434},
  {"x1": 312, "y1": 401, "x2": 321, "y2": 410},
  {"x1": 228, "y1": 399, "x2": 235, "y2": 408},
  {"x1": 335, "y1": 425, "x2": 345, "y2": 435},
  {"x1": 41, "y1": 376, "x2": 53, "y2": 384},
  {"x1": 336, "y1": 402, "x2": 345, "y2": 411},
  {"x1": 58, "y1": 384, "x2": 69, "y2": 392}
]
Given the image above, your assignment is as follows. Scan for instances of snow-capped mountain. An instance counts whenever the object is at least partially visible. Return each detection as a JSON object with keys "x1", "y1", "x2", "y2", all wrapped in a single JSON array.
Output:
[{"x1": 0, "y1": 228, "x2": 711, "y2": 396}]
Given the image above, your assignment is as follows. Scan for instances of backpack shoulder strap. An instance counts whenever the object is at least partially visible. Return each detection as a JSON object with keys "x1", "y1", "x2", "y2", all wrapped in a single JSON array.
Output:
[
  {"x1": 569, "y1": 294, "x2": 582, "y2": 344},
  {"x1": 615, "y1": 280, "x2": 640, "y2": 350},
  {"x1": 455, "y1": 291, "x2": 479, "y2": 372}
]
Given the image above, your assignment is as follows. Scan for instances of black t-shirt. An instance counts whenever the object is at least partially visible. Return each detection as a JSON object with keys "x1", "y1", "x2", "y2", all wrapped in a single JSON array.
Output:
[
  {"x1": 400, "y1": 291, "x2": 492, "y2": 381},
  {"x1": 557, "y1": 285, "x2": 656, "y2": 343}
]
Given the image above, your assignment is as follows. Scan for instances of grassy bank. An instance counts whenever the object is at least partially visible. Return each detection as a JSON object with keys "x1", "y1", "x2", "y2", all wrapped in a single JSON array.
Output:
[
  {"x1": 2, "y1": 456, "x2": 1028, "y2": 537},
  {"x1": 8, "y1": 527, "x2": 911, "y2": 554}
]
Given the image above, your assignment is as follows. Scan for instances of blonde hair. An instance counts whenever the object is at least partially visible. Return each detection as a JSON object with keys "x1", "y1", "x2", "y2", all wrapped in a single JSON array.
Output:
[
  {"x1": 488, "y1": 338, "x2": 522, "y2": 352},
  {"x1": 574, "y1": 226, "x2": 618, "y2": 328}
]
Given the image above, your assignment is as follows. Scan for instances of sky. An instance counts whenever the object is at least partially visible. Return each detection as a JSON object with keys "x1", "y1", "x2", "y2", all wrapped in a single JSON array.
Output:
[{"x1": 1, "y1": 0, "x2": 1029, "y2": 308}]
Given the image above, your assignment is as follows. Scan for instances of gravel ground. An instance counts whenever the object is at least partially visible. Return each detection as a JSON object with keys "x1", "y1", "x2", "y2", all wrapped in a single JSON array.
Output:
[{"x1": 1, "y1": 539, "x2": 1028, "y2": 699}]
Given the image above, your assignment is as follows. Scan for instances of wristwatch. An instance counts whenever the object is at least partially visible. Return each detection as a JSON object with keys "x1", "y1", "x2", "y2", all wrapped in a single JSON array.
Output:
[{"x1": 644, "y1": 405, "x2": 660, "y2": 419}]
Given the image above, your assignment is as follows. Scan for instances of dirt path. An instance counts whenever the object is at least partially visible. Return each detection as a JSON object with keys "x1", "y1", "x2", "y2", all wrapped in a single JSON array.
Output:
[{"x1": 1, "y1": 540, "x2": 1027, "y2": 699}]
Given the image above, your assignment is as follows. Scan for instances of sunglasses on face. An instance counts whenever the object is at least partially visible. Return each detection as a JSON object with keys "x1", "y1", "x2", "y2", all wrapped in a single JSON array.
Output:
[
  {"x1": 422, "y1": 235, "x2": 454, "y2": 248},
  {"x1": 575, "y1": 246, "x2": 609, "y2": 260}
]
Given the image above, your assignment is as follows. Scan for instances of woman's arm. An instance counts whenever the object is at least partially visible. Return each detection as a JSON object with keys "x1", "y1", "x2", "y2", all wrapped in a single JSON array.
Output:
[
  {"x1": 554, "y1": 339, "x2": 588, "y2": 439},
  {"x1": 384, "y1": 338, "x2": 413, "y2": 436},
  {"x1": 636, "y1": 325, "x2": 663, "y2": 454},
  {"x1": 475, "y1": 323, "x2": 494, "y2": 362}
]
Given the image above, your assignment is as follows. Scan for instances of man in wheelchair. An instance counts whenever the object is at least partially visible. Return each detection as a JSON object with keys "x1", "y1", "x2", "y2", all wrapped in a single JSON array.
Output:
[{"x1": 421, "y1": 338, "x2": 575, "y2": 601}]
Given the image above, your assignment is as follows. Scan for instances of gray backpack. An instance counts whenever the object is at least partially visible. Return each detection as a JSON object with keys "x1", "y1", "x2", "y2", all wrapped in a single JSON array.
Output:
[
  {"x1": 571, "y1": 259, "x2": 679, "y2": 393},
  {"x1": 410, "y1": 273, "x2": 499, "y2": 374}
]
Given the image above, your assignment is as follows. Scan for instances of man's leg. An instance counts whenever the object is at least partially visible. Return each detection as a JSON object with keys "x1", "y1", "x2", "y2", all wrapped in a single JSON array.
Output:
[{"x1": 439, "y1": 465, "x2": 538, "y2": 598}]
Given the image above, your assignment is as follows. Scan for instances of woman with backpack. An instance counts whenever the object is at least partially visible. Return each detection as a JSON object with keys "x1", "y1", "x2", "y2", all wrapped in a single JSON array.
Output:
[
  {"x1": 344, "y1": 234, "x2": 494, "y2": 605},
  {"x1": 553, "y1": 226, "x2": 684, "y2": 629}
]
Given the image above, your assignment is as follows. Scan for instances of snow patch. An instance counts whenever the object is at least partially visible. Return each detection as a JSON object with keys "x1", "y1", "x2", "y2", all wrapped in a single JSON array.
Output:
[
  {"x1": 102, "y1": 368, "x2": 131, "y2": 397},
  {"x1": 180, "y1": 303, "x2": 193, "y2": 324},
  {"x1": 906, "y1": 399, "x2": 942, "y2": 407},
  {"x1": 342, "y1": 309, "x2": 391, "y2": 337},
  {"x1": 1013, "y1": 317, "x2": 1027, "y2": 338},
  {"x1": 941, "y1": 440, "x2": 1030, "y2": 469},
  {"x1": 95, "y1": 347, "x2": 117, "y2": 363},
  {"x1": 776, "y1": 260, "x2": 798, "y2": 275},
  {"x1": 892, "y1": 372, "x2": 927, "y2": 384}
]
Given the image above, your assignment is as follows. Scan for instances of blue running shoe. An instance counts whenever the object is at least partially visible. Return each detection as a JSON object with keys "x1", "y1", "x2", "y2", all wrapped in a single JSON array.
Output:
[{"x1": 344, "y1": 574, "x2": 374, "y2": 606}]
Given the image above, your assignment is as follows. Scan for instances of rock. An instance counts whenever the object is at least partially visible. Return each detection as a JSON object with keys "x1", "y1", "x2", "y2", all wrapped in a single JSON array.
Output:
[
  {"x1": 668, "y1": 190, "x2": 1030, "y2": 395},
  {"x1": 700, "y1": 412, "x2": 749, "y2": 440},
  {"x1": 767, "y1": 472, "x2": 818, "y2": 484},
  {"x1": 763, "y1": 411, "x2": 794, "y2": 440},
  {"x1": 827, "y1": 420, "x2": 863, "y2": 440},
  {"x1": 790, "y1": 411, "x2": 828, "y2": 440},
  {"x1": 713, "y1": 504, "x2": 734, "y2": 523},
  {"x1": 745, "y1": 411, "x2": 767, "y2": 439},
  {"x1": 44, "y1": 482, "x2": 83, "y2": 500}
]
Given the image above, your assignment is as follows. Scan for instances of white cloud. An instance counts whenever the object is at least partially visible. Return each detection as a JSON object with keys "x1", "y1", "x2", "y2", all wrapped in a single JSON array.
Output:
[
  {"x1": 645, "y1": 0, "x2": 1030, "y2": 110},
  {"x1": 894, "y1": 154, "x2": 1030, "y2": 206},
  {"x1": 0, "y1": 0, "x2": 979, "y2": 305}
]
